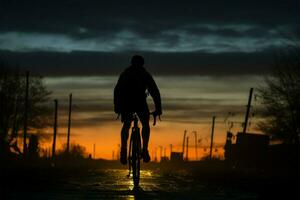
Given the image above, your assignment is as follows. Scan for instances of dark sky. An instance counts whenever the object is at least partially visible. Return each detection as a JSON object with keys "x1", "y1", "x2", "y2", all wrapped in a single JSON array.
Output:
[
  {"x1": 0, "y1": 0, "x2": 299, "y2": 76},
  {"x1": 1, "y1": 0, "x2": 298, "y2": 158}
]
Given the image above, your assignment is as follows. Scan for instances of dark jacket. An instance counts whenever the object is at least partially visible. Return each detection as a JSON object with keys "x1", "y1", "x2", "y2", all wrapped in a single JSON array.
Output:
[{"x1": 114, "y1": 65, "x2": 162, "y2": 114}]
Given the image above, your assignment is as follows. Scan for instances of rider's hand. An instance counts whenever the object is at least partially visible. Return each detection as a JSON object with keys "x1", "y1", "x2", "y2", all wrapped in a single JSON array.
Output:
[
  {"x1": 151, "y1": 110, "x2": 162, "y2": 126},
  {"x1": 152, "y1": 110, "x2": 162, "y2": 117}
]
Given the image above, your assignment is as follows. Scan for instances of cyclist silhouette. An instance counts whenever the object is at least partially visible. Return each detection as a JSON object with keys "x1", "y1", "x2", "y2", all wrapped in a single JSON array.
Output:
[{"x1": 114, "y1": 55, "x2": 162, "y2": 165}]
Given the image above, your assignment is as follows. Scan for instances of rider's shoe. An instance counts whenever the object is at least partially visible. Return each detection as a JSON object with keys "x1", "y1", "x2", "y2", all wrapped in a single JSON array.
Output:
[
  {"x1": 120, "y1": 147, "x2": 127, "y2": 165},
  {"x1": 142, "y1": 149, "x2": 151, "y2": 163}
]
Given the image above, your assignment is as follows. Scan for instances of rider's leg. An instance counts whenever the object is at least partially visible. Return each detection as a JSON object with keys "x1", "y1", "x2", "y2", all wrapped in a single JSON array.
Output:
[
  {"x1": 141, "y1": 120, "x2": 150, "y2": 150},
  {"x1": 138, "y1": 112, "x2": 151, "y2": 162},
  {"x1": 121, "y1": 120, "x2": 131, "y2": 149},
  {"x1": 120, "y1": 114, "x2": 132, "y2": 165},
  {"x1": 139, "y1": 114, "x2": 150, "y2": 150}
]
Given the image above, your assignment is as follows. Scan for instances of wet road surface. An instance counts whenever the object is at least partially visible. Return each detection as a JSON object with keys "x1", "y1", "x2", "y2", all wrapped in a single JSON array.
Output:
[{"x1": 8, "y1": 169, "x2": 258, "y2": 200}]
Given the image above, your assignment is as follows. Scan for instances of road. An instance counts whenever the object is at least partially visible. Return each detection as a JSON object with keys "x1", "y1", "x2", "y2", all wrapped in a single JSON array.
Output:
[{"x1": 7, "y1": 169, "x2": 258, "y2": 200}]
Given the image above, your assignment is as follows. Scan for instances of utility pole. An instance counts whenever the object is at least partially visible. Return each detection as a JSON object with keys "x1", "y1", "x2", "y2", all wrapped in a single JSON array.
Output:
[
  {"x1": 209, "y1": 116, "x2": 216, "y2": 160},
  {"x1": 23, "y1": 71, "x2": 29, "y2": 158},
  {"x1": 117, "y1": 144, "x2": 120, "y2": 160},
  {"x1": 186, "y1": 136, "x2": 189, "y2": 161},
  {"x1": 170, "y1": 144, "x2": 172, "y2": 159},
  {"x1": 182, "y1": 130, "x2": 187, "y2": 158},
  {"x1": 52, "y1": 99, "x2": 58, "y2": 159},
  {"x1": 194, "y1": 131, "x2": 198, "y2": 160},
  {"x1": 93, "y1": 144, "x2": 96, "y2": 159},
  {"x1": 159, "y1": 146, "x2": 163, "y2": 161},
  {"x1": 66, "y1": 93, "x2": 72, "y2": 153},
  {"x1": 243, "y1": 88, "x2": 254, "y2": 134},
  {"x1": 155, "y1": 147, "x2": 157, "y2": 162}
]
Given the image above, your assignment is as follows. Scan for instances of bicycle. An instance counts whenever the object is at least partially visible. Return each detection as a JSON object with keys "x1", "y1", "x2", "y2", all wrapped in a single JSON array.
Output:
[
  {"x1": 127, "y1": 113, "x2": 141, "y2": 187},
  {"x1": 126, "y1": 112, "x2": 160, "y2": 188}
]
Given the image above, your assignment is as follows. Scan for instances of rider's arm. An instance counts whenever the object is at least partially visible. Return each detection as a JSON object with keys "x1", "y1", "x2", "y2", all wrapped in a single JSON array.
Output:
[
  {"x1": 114, "y1": 73, "x2": 124, "y2": 114},
  {"x1": 146, "y1": 73, "x2": 162, "y2": 115}
]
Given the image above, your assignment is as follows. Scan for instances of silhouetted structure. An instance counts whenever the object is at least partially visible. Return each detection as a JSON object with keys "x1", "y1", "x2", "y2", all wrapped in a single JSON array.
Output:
[
  {"x1": 159, "y1": 146, "x2": 163, "y2": 161},
  {"x1": 93, "y1": 144, "x2": 96, "y2": 159},
  {"x1": 236, "y1": 132, "x2": 269, "y2": 166},
  {"x1": 28, "y1": 134, "x2": 39, "y2": 159},
  {"x1": 209, "y1": 116, "x2": 216, "y2": 160},
  {"x1": 185, "y1": 136, "x2": 189, "y2": 161},
  {"x1": 170, "y1": 152, "x2": 183, "y2": 161},
  {"x1": 169, "y1": 131, "x2": 186, "y2": 161},
  {"x1": 182, "y1": 130, "x2": 187, "y2": 159},
  {"x1": 193, "y1": 131, "x2": 198, "y2": 160},
  {"x1": 23, "y1": 71, "x2": 29, "y2": 158},
  {"x1": 242, "y1": 88, "x2": 253, "y2": 134},
  {"x1": 66, "y1": 93, "x2": 72, "y2": 153},
  {"x1": 0, "y1": 67, "x2": 50, "y2": 160},
  {"x1": 161, "y1": 147, "x2": 169, "y2": 162},
  {"x1": 225, "y1": 132, "x2": 270, "y2": 168},
  {"x1": 52, "y1": 99, "x2": 58, "y2": 158},
  {"x1": 160, "y1": 156, "x2": 169, "y2": 162},
  {"x1": 224, "y1": 131, "x2": 234, "y2": 161}
]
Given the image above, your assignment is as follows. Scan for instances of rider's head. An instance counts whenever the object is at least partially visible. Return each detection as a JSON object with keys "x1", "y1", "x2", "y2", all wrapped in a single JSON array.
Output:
[{"x1": 131, "y1": 55, "x2": 144, "y2": 67}]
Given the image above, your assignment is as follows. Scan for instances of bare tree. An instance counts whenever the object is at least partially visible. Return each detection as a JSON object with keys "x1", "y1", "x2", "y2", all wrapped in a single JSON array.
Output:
[
  {"x1": 0, "y1": 61, "x2": 51, "y2": 156},
  {"x1": 257, "y1": 42, "x2": 300, "y2": 144}
]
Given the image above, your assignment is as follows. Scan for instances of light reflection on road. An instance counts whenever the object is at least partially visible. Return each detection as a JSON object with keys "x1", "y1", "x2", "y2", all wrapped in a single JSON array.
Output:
[
  {"x1": 9, "y1": 169, "x2": 258, "y2": 199},
  {"x1": 72, "y1": 169, "x2": 257, "y2": 199}
]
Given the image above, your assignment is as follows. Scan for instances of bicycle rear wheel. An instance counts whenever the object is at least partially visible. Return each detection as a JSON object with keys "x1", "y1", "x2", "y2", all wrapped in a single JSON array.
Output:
[{"x1": 131, "y1": 127, "x2": 141, "y2": 187}]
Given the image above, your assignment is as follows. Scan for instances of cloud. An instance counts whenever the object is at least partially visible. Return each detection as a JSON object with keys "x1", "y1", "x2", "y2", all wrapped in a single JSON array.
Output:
[
  {"x1": 0, "y1": 0, "x2": 298, "y2": 76},
  {"x1": 0, "y1": 49, "x2": 274, "y2": 76},
  {"x1": 0, "y1": 26, "x2": 293, "y2": 53},
  {"x1": 0, "y1": 0, "x2": 298, "y2": 53},
  {"x1": 39, "y1": 75, "x2": 260, "y2": 127},
  {"x1": 1, "y1": 0, "x2": 298, "y2": 34}
]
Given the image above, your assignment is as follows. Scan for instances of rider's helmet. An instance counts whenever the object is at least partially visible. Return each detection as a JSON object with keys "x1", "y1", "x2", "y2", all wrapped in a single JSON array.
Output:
[{"x1": 131, "y1": 55, "x2": 144, "y2": 67}]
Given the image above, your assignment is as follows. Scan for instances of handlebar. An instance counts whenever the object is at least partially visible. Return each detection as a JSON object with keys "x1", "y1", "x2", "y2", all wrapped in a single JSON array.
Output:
[{"x1": 115, "y1": 112, "x2": 161, "y2": 126}]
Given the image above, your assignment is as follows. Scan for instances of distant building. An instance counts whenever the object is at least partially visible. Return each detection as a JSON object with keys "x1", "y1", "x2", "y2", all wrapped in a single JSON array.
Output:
[
  {"x1": 224, "y1": 131, "x2": 234, "y2": 160},
  {"x1": 225, "y1": 132, "x2": 270, "y2": 168},
  {"x1": 160, "y1": 156, "x2": 169, "y2": 162},
  {"x1": 170, "y1": 152, "x2": 183, "y2": 161}
]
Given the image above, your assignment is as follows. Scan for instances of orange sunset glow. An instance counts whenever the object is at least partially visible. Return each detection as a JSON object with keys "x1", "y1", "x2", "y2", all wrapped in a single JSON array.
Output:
[{"x1": 35, "y1": 75, "x2": 264, "y2": 160}]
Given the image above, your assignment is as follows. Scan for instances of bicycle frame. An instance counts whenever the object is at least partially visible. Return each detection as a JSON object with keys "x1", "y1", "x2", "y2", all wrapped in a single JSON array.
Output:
[{"x1": 127, "y1": 113, "x2": 141, "y2": 187}]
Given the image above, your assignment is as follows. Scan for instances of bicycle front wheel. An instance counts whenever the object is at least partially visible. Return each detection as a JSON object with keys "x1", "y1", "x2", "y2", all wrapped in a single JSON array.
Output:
[{"x1": 131, "y1": 128, "x2": 141, "y2": 187}]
